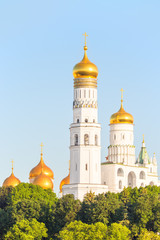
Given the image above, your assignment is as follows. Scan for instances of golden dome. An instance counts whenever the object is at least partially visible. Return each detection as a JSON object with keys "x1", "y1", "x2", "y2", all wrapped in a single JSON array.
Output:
[
  {"x1": 29, "y1": 144, "x2": 54, "y2": 180},
  {"x1": 110, "y1": 89, "x2": 134, "y2": 125},
  {"x1": 59, "y1": 172, "x2": 70, "y2": 193},
  {"x1": 73, "y1": 45, "x2": 98, "y2": 80},
  {"x1": 32, "y1": 171, "x2": 53, "y2": 190},
  {"x1": 3, "y1": 161, "x2": 20, "y2": 187}
]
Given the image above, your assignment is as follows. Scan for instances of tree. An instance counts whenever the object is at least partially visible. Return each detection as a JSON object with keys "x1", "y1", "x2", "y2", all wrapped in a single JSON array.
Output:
[
  {"x1": 58, "y1": 220, "x2": 108, "y2": 240},
  {"x1": 79, "y1": 192, "x2": 122, "y2": 225},
  {"x1": 137, "y1": 229, "x2": 160, "y2": 240},
  {"x1": 0, "y1": 186, "x2": 13, "y2": 209},
  {"x1": 4, "y1": 218, "x2": 48, "y2": 240},
  {"x1": 107, "y1": 223, "x2": 131, "y2": 240},
  {"x1": 7, "y1": 183, "x2": 57, "y2": 207},
  {"x1": 52, "y1": 194, "x2": 81, "y2": 236}
]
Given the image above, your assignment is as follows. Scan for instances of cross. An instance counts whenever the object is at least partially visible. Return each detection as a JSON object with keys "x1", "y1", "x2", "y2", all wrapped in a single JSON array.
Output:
[
  {"x1": 120, "y1": 88, "x2": 124, "y2": 101},
  {"x1": 40, "y1": 142, "x2": 43, "y2": 153},
  {"x1": 11, "y1": 160, "x2": 14, "y2": 173},
  {"x1": 142, "y1": 134, "x2": 144, "y2": 143},
  {"x1": 83, "y1": 32, "x2": 88, "y2": 46}
]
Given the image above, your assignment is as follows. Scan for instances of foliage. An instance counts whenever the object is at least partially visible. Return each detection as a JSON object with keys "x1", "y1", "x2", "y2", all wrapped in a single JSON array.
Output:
[
  {"x1": 58, "y1": 221, "x2": 131, "y2": 240},
  {"x1": 0, "y1": 186, "x2": 13, "y2": 209},
  {"x1": 58, "y1": 220, "x2": 108, "y2": 240},
  {"x1": 4, "y1": 218, "x2": 48, "y2": 240},
  {"x1": 7, "y1": 183, "x2": 57, "y2": 207},
  {"x1": 78, "y1": 191, "x2": 123, "y2": 225},
  {"x1": 52, "y1": 194, "x2": 81, "y2": 236},
  {"x1": 137, "y1": 229, "x2": 160, "y2": 240},
  {"x1": 107, "y1": 223, "x2": 131, "y2": 240}
]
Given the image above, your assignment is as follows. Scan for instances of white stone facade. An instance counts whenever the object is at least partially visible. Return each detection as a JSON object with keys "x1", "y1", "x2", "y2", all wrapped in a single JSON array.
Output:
[
  {"x1": 62, "y1": 83, "x2": 108, "y2": 200},
  {"x1": 62, "y1": 46, "x2": 159, "y2": 200},
  {"x1": 101, "y1": 123, "x2": 159, "y2": 193}
]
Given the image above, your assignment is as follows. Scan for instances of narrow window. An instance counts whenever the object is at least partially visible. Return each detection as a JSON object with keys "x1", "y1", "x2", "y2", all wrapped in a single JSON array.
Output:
[
  {"x1": 77, "y1": 119, "x2": 79, "y2": 123},
  {"x1": 89, "y1": 90, "x2": 90, "y2": 98},
  {"x1": 75, "y1": 134, "x2": 78, "y2": 146},
  {"x1": 85, "y1": 164, "x2": 88, "y2": 171},
  {"x1": 84, "y1": 90, "x2": 86, "y2": 98},
  {"x1": 114, "y1": 134, "x2": 116, "y2": 140},
  {"x1": 93, "y1": 90, "x2": 94, "y2": 98},
  {"x1": 95, "y1": 135, "x2": 98, "y2": 146},
  {"x1": 80, "y1": 90, "x2": 81, "y2": 98},
  {"x1": 123, "y1": 134, "x2": 125, "y2": 140},
  {"x1": 84, "y1": 134, "x2": 89, "y2": 145},
  {"x1": 85, "y1": 118, "x2": 88, "y2": 123},
  {"x1": 93, "y1": 119, "x2": 95, "y2": 123},
  {"x1": 76, "y1": 90, "x2": 77, "y2": 98},
  {"x1": 76, "y1": 163, "x2": 77, "y2": 171},
  {"x1": 119, "y1": 180, "x2": 122, "y2": 189}
]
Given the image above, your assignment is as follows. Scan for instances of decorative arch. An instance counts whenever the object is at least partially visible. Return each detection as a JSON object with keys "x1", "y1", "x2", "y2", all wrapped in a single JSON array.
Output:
[
  {"x1": 74, "y1": 134, "x2": 78, "y2": 146},
  {"x1": 84, "y1": 134, "x2": 89, "y2": 145},
  {"x1": 117, "y1": 168, "x2": 124, "y2": 177},
  {"x1": 128, "y1": 171, "x2": 136, "y2": 188},
  {"x1": 150, "y1": 181, "x2": 154, "y2": 186},
  {"x1": 139, "y1": 171, "x2": 145, "y2": 180}
]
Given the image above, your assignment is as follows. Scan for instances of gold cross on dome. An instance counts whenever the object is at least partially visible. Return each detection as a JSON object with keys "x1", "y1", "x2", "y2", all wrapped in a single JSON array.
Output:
[
  {"x1": 11, "y1": 160, "x2": 14, "y2": 173},
  {"x1": 40, "y1": 142, "x2": 44, "y2": 153},
  {"x1": 120, "y1": 88, "x2": 124, "y2": 101},
  {"x1": 142, "y1": 134, "x2": 145, "y2": 143},
  {"x1": 83, "y1": 32, "x2": 88, "y2": 46}
]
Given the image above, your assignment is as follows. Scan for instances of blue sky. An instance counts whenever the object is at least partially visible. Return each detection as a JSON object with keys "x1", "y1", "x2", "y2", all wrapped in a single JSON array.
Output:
[{"x1": 0, "y1": 0, "x2": 160, "y2": 194}]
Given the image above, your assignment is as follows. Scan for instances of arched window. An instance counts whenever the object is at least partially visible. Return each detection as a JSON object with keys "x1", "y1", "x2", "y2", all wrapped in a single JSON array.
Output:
[
  {"x1": 128, "y1": 171, "x2": 136, "y2": 188},
  {"x1": 85, "y1": 118, "x2": 88, "y2": 123},
  {"x1": 139, "y1": 171, "x2": 145, "y2": 180},
  {"x1": 74, "y1": 134, "x2": 78, "y2": 146},
  {"x1": 119, "y1": 180, "x2": 122, "y2": 189},
  {"x1": 84, "y1": 134, "x2": 89, "y2": 145},
  {"x1": 77, "y1": 119, "x2": 79, "y2": 123},
  {"x1": 150, "y1": 181, "x2": 154, "y2": 186},
  {"x1": 85, "y1": 164, "x2": 88, "y2": 171},
  {"x1": 95, "y1": 135, "x2": 98, "y2": 146},
  {"x1": 117, "y1": 168, "x2": 124, "y2": 177}
]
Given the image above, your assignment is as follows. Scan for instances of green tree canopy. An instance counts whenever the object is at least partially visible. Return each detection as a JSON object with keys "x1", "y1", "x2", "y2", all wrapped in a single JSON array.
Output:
[
  {"x1": 58, "y1": 220, "x2": 108, "y2": 240},
  {"x1": 4, "y1": 218, "x2": 48, "y2": 240}
]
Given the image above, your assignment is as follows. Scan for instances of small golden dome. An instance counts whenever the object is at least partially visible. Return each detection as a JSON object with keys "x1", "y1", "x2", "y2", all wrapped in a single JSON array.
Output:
[
  {"x1": 3, "y1": 161, "x2": 20, "y2": 187},
  {"x1": 29, "y1": 144, "x2": 54, "y2": 180},
  {"x1": 32, "y1": 171, "x2": 53, "y2": 190},
  {"x1": 73, "y1": 46, "x2": 98, "y2": 79},
  {"x1": 110, "y1": 89, "x2": 134, "y2": 125},
  {"x1": 59, "y1": 172, "x2": 70, "y2": 193}
]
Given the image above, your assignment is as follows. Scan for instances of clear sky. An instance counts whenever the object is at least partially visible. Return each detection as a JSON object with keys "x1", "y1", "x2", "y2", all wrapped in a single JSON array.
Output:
[{"x1": 0, "y1": 0, "x2": 160, "y2": 195}]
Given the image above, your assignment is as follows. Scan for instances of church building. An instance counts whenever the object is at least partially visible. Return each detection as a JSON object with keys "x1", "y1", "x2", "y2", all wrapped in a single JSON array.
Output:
[{"x1": 61, "y1": 34, "x2": 159, "y2": 200}]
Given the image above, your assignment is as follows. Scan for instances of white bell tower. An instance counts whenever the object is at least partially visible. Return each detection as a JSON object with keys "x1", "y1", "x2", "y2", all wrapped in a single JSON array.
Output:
[{"x1": 62, "y1": 34, "x2": 108, "y2": 200}]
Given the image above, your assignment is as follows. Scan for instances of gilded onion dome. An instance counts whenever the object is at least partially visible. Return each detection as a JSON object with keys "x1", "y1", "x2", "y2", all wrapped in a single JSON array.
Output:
[
  {"x1": 59, "y1": 168, "x2": 70, "y2": 193},
  {"x1": 110, "y1": 89, "x2": 134, "y2": 125},
  {"x1": 73, "y1": 33, "x2": 98, "y2": 88},
  {"x1": 32, "y1": 165, "x2": 53, "y2": 190},
  {"x1": 29, "y1": 143, "x2": 54, "y2": 180},
  {"x1": 3, "y1": 161, "x2": 20, "y2": 187}
]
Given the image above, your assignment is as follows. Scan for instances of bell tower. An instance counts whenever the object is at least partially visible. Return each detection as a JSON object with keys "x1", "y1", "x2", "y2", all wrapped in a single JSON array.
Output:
[{"x1": 62, "y1": 34, "x2": 108, "y2": 200}]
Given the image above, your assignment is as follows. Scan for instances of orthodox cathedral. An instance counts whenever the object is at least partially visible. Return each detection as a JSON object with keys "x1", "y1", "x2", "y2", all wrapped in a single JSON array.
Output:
[{"x1": 2, "y1": 34, "x2": 159, "y2": 201}]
